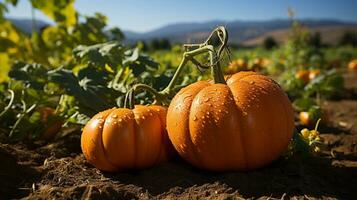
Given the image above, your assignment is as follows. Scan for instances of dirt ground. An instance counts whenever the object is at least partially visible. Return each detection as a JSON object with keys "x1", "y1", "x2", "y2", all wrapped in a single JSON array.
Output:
[{"x1": 1, "y1": 71, "x2": 357, "y2": 200}]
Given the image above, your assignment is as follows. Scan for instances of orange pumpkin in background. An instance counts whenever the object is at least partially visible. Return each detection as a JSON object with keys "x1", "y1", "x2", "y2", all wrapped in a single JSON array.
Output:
[
  {"x1": 308, "y1": 69, "x2": 321, "y2": 80},
  {"x1": 81, "y1": 105, "x2": 174, "y2": 172},
  {"x1": 348, "y1": 59, "x2": 357, "y2": 70},
  {"x1": 38, "y1": 107, "x2": 63, "y2": 140},
  {"x1": 252, "y1": 58, "x2": 270, "y2": 71},
  {"x1": 166, "y1": 71, "x2": 294, "y2": 171},
  {"x1": 295, "y1": 70, "x2": 310, "y2": 83},
  {"x1": 295, "y1": 69, "x2": 321, "y2": 82},
  {"x1": 226, "y1": 59, "x2": 248, "y2": 74}
]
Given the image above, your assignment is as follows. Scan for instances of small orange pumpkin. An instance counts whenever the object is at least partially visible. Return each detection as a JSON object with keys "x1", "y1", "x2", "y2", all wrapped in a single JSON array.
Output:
[
  {"x1": 295, "y1": 70, "x2": 310, "y2": 83},
  {"x1": 81, "y1": 105, "x2": 174, "y2": 172},
  {"x1": 252, "y1": 58, "x2": 270, "y2": 71},
  {"x1": 308, "y1": 69, "x2": 321, "y2": 80},
  {"x1": 38, "y1": 107, "x2": 63, "y2": 140},
  {"x1": 167, "y1": 71, "x2": 294, "y2": 171},
  {"x1": 348, "y1": 59, "x2": 357, "y2": 70},
  {"x1": 226, "y1": 59, "x2": 248, "y2": 74},
  {"x1": 299, "y1": 111, "x2": 311, "y2": 126}
]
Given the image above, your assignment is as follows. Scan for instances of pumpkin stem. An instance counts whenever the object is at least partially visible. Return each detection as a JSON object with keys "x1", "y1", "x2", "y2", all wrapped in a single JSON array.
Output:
[
  {"x1": 160, "y1": 45, "x2": 216, "y2": 96},
  {"x1": 210, "y1": 26, "x2": 228, "y2": 84},
  {"x1": 210, "y1": 49, "x2": 226, "y2": 84},
  {"x1": 158, "y1": 26, "x2": 229, "y2": 96},
  {"x1": 124, "y1": 84, "x2": 169, "y2": 109}
]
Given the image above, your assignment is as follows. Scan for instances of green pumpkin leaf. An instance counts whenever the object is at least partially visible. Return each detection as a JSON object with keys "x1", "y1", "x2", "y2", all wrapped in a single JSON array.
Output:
[
  {"x1": 48, "y1": 68, "x2": 117, "y2": 116},
  {"x1": 30, "y1": 0, "x2": 77, "y2": 26}
]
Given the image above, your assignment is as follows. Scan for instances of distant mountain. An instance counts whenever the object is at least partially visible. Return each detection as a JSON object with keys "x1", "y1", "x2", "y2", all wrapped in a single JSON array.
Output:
[
  {"x1": 243, "y1": 25, "x2": 357, "y2": 46},
  {"x1": 124, "y1": 19, "x2": 357, "y2": 45},
  {"x1": 8, "y1": 18, "x2": 49, "y2": 33},
  {"x1": 7, "y1": 17, "x2": 357, "y2": 46}
]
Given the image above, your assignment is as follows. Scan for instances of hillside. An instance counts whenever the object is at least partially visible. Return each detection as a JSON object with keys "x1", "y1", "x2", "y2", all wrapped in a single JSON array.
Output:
[{"x1": 8, "y1": 18, "x2": 357, "y2": 45}]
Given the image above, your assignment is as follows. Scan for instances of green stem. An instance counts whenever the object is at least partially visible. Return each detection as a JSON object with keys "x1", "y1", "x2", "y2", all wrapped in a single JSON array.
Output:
[
  {"x1": 122, "y1": 26, "x2": 229, "y2": 108},
  {"x1": 0, "y1": 90, "x2": 15, "y2": 119},
  {"x1": 314, "y1": 118, "x2": 321, "y2": 132},
  {"x1": 124, "y1": 89, "x2": 135, "y2": 109},
  {"x1": 161, "y1": 26, "x2": 228, "y2": 92},
  {"x1": 160, "y1": 45, "x2": 216, "y2": 95},
  {"x1": 9, "y1": 104, "x2": 37, "y2": 138},
  {"x1": 209, "y1": 50, "x2": 226, "y2": 84},
  {"x1": 124, "y1": 84, "x2": 169, "y2": 109}
]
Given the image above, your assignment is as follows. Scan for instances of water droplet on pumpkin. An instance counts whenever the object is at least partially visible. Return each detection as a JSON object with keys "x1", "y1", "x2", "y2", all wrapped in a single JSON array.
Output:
[
  {"x1": 204, "y1": 98, "x2": 209, "y2": 102},
  {"x1": 119, "y1": 119, "x2": 122, "y2": 122},
  {"x1": 201, "y1": 116, "x2": 205, "y2": 119},
  {"x1": 142, "y1": 116, "x2": 145, "y2": 120},
  {"x1": 193, "y1": 116, "x2": 197, "y2": 121},
  {"x1": 112, "y1": 114, "x2": 118, "y2": 118},
  {"x1": 218, "y1": 109, "x2": 222, "y2": 113}
]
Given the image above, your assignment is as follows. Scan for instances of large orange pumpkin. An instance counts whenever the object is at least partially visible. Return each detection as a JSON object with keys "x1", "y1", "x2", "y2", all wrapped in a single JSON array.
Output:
[
  {"x1": 167, "y1": 71, "x2": 294, "y2": 171},
  {"x1": 81, "y1": 105, "x2": 173, "y2": 172}
]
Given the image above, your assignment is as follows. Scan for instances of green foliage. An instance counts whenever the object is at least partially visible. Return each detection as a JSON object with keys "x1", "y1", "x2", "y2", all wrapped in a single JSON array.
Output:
[
  {"x1": 30, "y1": 0, "x2": 77, "y2": 26},
  {"x1": 304, "y1": 69, "x2": 344, "y2": 98},
  {"x1": 0, "y1": 1, "x2": 181, "y2": 139},
  {"x1": 150, "y1": 38, "x2": 172, "y2": 50},
  {"x1": 73, "y1": 42, "x2": 125, "y2": 67},
  {"x1": 262, "y1": 36, "x2": 278, "y2": 50},
  {"x1": 339, "y1": 31, "x2": 357, "y2": 47},
  {"x1": 308, "y1": 32, "x2": 322, "y2": 48}
]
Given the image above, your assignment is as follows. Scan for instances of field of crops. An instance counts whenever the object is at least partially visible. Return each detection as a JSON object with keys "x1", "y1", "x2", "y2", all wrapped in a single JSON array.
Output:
[{"x1": 1, "y1": 1, "x2": 357, "y2": 199}]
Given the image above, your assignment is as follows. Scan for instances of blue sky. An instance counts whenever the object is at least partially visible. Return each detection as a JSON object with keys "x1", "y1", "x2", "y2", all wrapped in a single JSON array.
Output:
[{"x1": 4, "y1": 0, "x2": 357, "y2": 32}]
